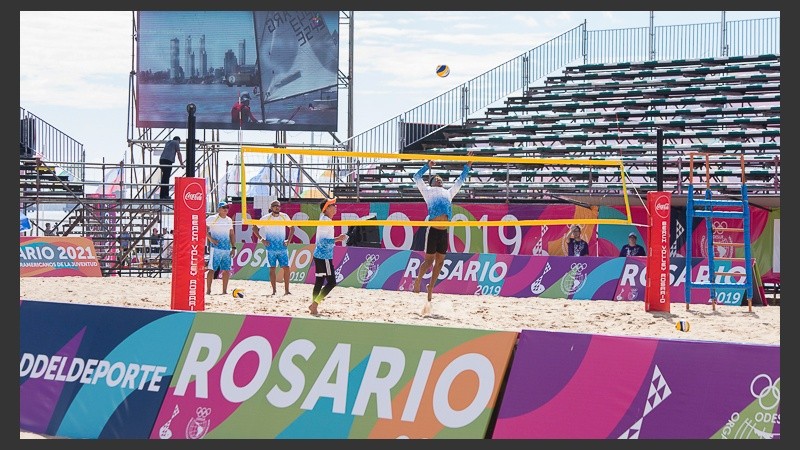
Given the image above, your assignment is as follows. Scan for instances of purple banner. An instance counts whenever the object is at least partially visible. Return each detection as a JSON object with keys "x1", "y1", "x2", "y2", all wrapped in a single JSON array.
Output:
[
  {"x1": 493, "y1": 330, "x2": 780, "y2": 439},
  {"x1": 614, "y1": 257, "x2": 752, "y2": 305},
  {"x1": 231, "y1": 244, "x2": 761, "y2": 304}
]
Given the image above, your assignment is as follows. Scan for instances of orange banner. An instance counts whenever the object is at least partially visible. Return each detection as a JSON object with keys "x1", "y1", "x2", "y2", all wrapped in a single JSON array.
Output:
[
  {"x1": 645, "y1": 192, "x2": 671, "y2": 312},
  {"x1": 170, "y1": 177, "x2": 206, "y2": 311}
]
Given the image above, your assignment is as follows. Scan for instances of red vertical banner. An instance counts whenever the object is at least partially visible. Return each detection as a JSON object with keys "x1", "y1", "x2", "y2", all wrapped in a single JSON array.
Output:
[
  {"x1": 171, "y1": 177, "x2": 206, "y2": 311},
  {"x1": 645, "y1": 191, "x2": 671, "y2": 312}
]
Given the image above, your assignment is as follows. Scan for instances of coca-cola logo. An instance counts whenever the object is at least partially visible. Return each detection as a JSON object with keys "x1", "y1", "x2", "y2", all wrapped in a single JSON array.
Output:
[
  {"x1": 181, "y1": 181, "x2": 205, "y2": 211},
  {"x1": 654, "y1": 195, "x2": 670, "y2": 219}
]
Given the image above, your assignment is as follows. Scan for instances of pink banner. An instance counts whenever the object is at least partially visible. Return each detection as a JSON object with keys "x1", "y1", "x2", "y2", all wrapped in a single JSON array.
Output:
[{"x1": 20, "y1": 236, "x2": 102, "y2": 277}]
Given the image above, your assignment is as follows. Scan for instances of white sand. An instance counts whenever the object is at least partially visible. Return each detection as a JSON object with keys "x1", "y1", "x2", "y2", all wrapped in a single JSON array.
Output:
[{"x1": 20, "y1": 276, "x2": 780, "y2": 439}]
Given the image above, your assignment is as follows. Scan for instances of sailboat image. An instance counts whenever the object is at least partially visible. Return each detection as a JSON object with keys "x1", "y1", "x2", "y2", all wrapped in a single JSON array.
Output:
[{"x1": 253, "y1": 11, "x2": 339, "y2": 110}]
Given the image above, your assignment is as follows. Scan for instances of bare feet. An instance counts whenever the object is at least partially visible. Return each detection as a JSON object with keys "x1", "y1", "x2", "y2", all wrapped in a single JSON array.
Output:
[
  {"x1": 309, "y1": 301, "x2": 319, "y2": 316},
  {"x1": 284, "y1": 291, "x2": 291, "y2": 296},
  {"x1": 421, "y1": 300, "x2": 432, "y2": 316},
  {"x1": 413, "y1": 279, "x2": 421, "y2": 294},
  {"x1": 221, "y1": 292, "x2": 227, "y2": 295}
]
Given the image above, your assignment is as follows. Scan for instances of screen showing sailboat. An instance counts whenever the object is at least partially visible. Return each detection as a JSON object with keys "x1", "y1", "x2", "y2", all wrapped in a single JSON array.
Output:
[
  {"x1": 253, "y1": 11, "x2": 339, "y2": 130},
  {"x1": 135, "y1": 10, "x2": 339, "y2": 132}
]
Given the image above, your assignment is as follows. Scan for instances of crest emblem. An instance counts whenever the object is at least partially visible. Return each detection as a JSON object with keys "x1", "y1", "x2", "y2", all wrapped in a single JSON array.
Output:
[
  {"x1": 356, "y1": 254, "x2": 380, "y2": 284},
  {"x1": 560, "y1": 263, "x2": 587, "y2": 295}
]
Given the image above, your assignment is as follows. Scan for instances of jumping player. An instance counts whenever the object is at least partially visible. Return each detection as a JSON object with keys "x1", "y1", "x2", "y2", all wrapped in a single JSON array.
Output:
[
  {"x1": 309, "y1": 197, "x2": 347, "y2": 315},
  {"x1": 412, "y1": 152, "x2": 474, "y2": 314}
]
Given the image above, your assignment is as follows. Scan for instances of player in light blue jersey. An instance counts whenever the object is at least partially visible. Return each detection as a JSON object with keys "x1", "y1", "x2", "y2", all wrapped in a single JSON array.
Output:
[
  {"x1": 206, "y1": 201, "x2": 236, "y2": 295},
  {"x1": 253, "y1": 199, "x2": 296, "y2": 296},
  {"x1": 412, "y1": 152, "x2": 474, "y2": 313},
  {"x1": 309, "y1": 197, "x2": 347, "y2": 315}
]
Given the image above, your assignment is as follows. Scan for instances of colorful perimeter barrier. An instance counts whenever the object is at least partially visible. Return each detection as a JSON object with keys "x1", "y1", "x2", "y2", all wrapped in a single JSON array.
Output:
[
  {"x1": 232, "y1": 244, "x2": 766, "y2": 306},
  {"x1": 20, "y1": 299, "x2": 779, "y2": 439}
]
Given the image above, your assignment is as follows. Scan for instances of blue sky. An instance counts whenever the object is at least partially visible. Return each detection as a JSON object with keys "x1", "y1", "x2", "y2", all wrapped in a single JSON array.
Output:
[{"x1": 20, "y1": 11, "x2": 779, "y2": 171}]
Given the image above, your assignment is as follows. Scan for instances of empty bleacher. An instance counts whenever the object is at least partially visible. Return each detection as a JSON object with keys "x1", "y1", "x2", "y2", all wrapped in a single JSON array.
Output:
[{"x1": 337, "y1": 53, "x2": 779, "y2": 206}]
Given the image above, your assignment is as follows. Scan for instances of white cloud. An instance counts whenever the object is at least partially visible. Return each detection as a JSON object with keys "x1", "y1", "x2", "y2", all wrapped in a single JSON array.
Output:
[{"x1": 20, "y1": 11, "x2": 131, "y2": 109}]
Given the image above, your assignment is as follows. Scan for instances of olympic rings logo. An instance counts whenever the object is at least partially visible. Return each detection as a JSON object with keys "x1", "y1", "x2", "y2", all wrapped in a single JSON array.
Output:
[
  {"x1": 570, "y1": 263, "x2": 587, "y2": 272},
  {"x1": 196, "y1": 407, "x2": 212, "y2": 419},
  {"x1": 750, "y1": 374, "x2": 780, "y2": 411}
]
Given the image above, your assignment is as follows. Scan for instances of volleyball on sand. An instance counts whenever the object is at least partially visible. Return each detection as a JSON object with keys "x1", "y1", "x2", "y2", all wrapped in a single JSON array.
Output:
[
  {"x1": 232, "y1": 288, "x2": 245, "y2": 299},
  {"x1": 436, "y1": 65, "x2": 450, "y2": 77},
  {"x1": 676, "y1": 320, "x2": 690, "y2": 332}
]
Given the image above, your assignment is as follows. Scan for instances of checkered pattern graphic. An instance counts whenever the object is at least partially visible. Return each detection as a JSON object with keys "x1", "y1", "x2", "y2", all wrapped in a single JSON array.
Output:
[{"x1": 619, "y1": 365, "x2": 672, "y2": 439}]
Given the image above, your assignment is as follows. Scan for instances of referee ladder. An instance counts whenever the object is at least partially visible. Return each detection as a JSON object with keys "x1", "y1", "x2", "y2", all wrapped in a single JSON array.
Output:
[{"x1": 684, "y1": 153, "x2": 754, "y2": 312}]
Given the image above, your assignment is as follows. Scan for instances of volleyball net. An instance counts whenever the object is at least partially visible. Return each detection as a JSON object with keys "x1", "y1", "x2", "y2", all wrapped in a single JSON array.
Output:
[{"x1": 238, "y1": 146, "x2": 635, "y2": 228}]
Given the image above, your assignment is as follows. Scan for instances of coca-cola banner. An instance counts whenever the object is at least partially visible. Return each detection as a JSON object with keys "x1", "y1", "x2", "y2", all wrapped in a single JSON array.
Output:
[
  {"x1": 645, "y1": 192, "x2": 671, "y2": 312},
  {"x1": 171, "y1": 178, "x2": 206, "y2": 311}
]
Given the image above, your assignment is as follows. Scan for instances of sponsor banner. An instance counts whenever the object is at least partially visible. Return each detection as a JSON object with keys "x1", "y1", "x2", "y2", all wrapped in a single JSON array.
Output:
[
  {"x1": 613, "y1": 257, "x2": 754, "y2": 305},
  {"x1": 20, "y1": 236, "x2": 102, "y2": 277},
  {"x1": 231, "y1": 242, "x2": 760, "y2": 304},
  {"x1": 152, "y1": 313, "x2": 517, "y2": 439},
  {"x1": 499, "y1": 253, "x2": 554, "y2": 297},
  {"x1": 231, "y1": 243, "x2": 316, "y2": 284},
  {"x1": 499, "y1": 256, "x2": 624, "y2": 300},
  {"x1": 231, "y1": 201, "x2": 593, "y2": 255},
  {"x1": 492, "y1": 330, "x2": 780, "y2": 439},
  {"x1": 228, "y1": 201, "x2": 777, "y2": 281},
  {"x1": 645, "y1": 192, "x2": 671, "y2": 311},
  {"x1": 330, "y1": 246, "x2": 400, "y2": 289},
  {"x1": 19, "y1": 300, "x2": 195, "y2": 438},
  {"x1": 171, "y1": 177, "x2": 206, "y2": 311},
  {"x1": 613, "y1": 257, "x2": 649, "y2": 301},
  {"x1": 536, "y1": 257, "x2": 622, "y2": 300}
]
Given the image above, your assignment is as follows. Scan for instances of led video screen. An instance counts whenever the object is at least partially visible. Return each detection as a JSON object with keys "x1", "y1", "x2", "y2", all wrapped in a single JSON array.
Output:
[{"x1": 136, "y1": 11, "x2": 339, "y2": 132}]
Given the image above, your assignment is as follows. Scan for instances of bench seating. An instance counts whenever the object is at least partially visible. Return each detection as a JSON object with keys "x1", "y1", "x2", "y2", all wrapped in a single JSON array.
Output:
[
  {"x1": 333, "y1": 52, "x2": 780, "y2": 203},
  {"x1": 448, "y1": 129, "x2": 780, "y2": 145},
  {"x1": 463, "y1": 116, "x2": 779, "y2": 134},
  {"x1": 563, "y1": 53, "x2": 779, "y2": 73},
  {"x1": 515, "y1": 82, "x2": 780, "y2": 103},
  {"x1": 545, "y1": 69, "x2": 779, "y2": 87},
  {"x1": 424, "y1": 142, "x2": 779, "y2": 156},
  {"x1": 496, "y1": 94, "x2": 779, "y2": 113}
]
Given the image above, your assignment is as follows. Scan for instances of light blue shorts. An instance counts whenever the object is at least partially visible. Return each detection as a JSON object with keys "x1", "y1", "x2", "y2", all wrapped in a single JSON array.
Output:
[
  {"x1": 208, "y1": 247, "x2": 232, "y2": 271},
  {"x1": 267, "y1": 249, "x2": 289, "y2": 268}
]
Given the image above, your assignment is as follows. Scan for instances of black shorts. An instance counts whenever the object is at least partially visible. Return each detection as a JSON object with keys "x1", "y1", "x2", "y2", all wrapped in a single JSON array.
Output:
[
  {"x1": 423, "y1": 226, "x2": 448, "y2": 254},
  {"x1": 314, "y1": 257, "x2": 334, "y2": 277}
]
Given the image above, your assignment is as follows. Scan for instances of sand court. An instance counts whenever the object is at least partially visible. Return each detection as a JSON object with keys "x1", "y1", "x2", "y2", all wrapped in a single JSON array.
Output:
[{"x1": 19, "y1": 275, "x2": 779, "y2": 439}]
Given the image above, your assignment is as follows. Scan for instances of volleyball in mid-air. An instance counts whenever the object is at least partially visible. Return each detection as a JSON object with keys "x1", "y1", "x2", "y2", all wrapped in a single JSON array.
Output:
[
  {"x1": 436, "y1": 64, "x2": 450, "y2": 78},
  {"x1": 232, "y1": 288, "x2": 245, "y2": 299}
]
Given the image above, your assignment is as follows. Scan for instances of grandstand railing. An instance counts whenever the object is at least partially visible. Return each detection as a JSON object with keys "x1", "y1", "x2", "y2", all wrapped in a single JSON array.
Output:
[
  {"x1": 19, "y1": 107, "x2": 85, "y2": 181},
  {"x1": 338, "y1": 16, "x2": 779, "y2": 155}
]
